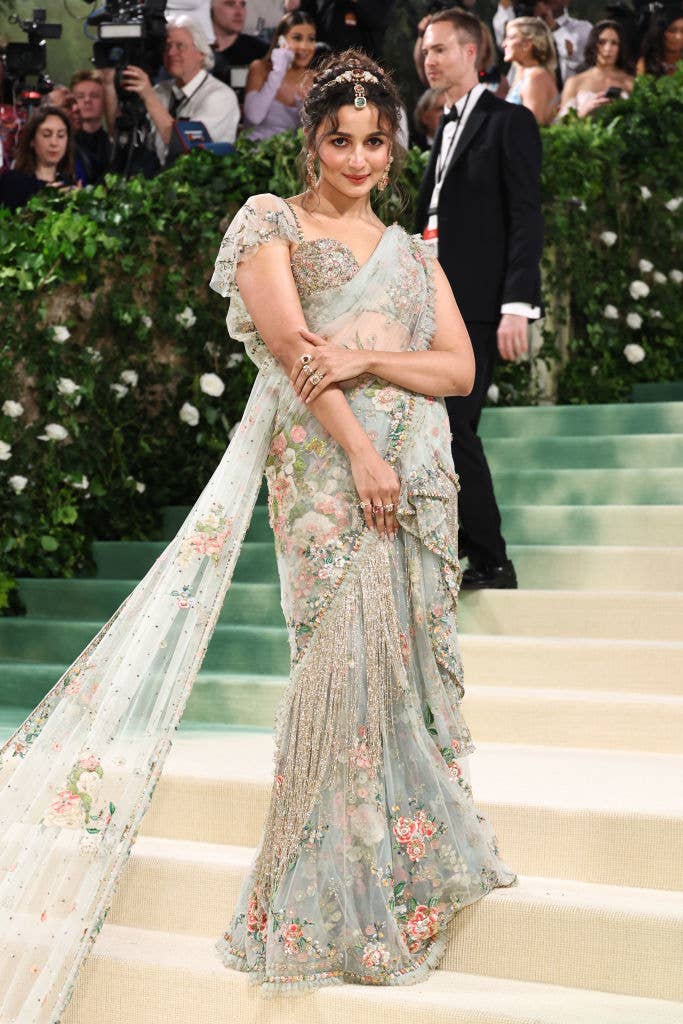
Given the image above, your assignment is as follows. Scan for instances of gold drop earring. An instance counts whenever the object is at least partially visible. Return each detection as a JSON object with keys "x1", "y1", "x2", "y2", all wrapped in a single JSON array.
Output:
[
  {"x1": 378, "y1": 154, "x2": 393, "y2": 192},
  {"x1": 306, "y1": 151, "x2": 319, "y2": 190}
]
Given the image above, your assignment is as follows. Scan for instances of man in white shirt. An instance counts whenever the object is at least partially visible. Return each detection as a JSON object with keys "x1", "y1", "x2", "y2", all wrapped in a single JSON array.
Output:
[
  {"x1": 118, "y1": 15, "x2": 239, "y2": 168},
  {"x1": 493, "y1": 0, "x2": 592, "y2": 82}
]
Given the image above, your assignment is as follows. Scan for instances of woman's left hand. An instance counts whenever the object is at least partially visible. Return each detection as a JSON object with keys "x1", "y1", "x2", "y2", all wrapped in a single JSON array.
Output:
[{"x1": 291, "y1": 328, "x2": 371, "y2": 403}]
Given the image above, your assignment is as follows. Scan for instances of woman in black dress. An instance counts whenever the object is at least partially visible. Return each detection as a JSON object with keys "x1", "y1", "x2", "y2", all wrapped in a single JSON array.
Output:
[{"x1": 0, "y1": 105, "x2": 76, "y2": 211}]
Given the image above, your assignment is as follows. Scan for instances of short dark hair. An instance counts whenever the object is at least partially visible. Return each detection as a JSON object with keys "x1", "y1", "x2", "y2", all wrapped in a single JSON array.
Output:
[
  {"x1": 15, "y1": 105, "x2": 75, "y2": 181},
  {"x1": 427, "y1": 7, "x2": 484, "y2": 61},
  {"x1": 583, "y1": 19, "x2": 632, "y2": 73}
]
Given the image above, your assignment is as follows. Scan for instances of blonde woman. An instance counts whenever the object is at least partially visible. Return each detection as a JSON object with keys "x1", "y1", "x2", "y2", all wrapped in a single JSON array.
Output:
[{"x1": 503, "y1": 16, "x2": 559, "y2": 125}]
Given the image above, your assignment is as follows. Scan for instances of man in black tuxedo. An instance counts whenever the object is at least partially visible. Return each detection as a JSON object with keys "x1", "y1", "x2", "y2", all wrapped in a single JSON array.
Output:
[{"x1": 415, "y1": 7, "x2": 543, "y2": 589}]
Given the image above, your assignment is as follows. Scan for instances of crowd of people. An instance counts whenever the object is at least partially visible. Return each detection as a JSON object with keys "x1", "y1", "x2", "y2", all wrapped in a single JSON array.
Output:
[{"x1": 0, "y1": 0, "x2": 681, "y2": 208}]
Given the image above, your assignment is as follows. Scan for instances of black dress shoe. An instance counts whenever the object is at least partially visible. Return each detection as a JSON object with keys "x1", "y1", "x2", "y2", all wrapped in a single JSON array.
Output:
[{"x1": 461, "y1": 559, "x2": 518, "y2": 590}]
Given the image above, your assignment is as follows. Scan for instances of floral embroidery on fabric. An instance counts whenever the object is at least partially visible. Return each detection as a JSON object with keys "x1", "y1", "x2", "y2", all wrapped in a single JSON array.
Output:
[
  {"x1": 177, "y1": 503, "x2": 233, "y2": 567},
  {"x1": 42, "y1": 753, "x2": 115, "y2": 840}
]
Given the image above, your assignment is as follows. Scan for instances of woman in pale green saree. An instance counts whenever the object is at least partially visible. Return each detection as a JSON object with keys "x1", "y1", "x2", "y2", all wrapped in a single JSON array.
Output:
[
  {"x1": 211, "y1": 52, "x2": 518, "y2": 990},
  {"x1": 0, "y1": 51, "x2": 516, "y2": 1022}
]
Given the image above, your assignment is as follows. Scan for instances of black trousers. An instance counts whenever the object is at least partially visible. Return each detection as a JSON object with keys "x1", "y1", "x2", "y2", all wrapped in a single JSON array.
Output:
[{"x1": 445, "y1": 321, "x2": 507, "y2": 567}]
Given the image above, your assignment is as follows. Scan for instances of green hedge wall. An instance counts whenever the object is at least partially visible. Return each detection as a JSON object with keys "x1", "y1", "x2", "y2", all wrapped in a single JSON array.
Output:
[{"x1": 0, "y1": 67, "x2": 681, "y2": 592}]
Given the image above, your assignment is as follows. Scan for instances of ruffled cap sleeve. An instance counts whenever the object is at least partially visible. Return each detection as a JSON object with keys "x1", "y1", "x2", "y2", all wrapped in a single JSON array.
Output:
[{"x1": 210, "y1": 193, "x2": 301, "y2": 298}]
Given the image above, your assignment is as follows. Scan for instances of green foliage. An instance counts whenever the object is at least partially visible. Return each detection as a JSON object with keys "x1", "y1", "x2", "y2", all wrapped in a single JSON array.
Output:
[{"x1": 1, "y1": 74, "x2": 681, "y2": 585}]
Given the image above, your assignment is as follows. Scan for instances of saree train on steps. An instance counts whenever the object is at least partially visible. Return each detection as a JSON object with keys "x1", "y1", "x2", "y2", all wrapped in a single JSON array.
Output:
[{"x1": 0, "y1": 194, "x2": 517, "y2": 1021}]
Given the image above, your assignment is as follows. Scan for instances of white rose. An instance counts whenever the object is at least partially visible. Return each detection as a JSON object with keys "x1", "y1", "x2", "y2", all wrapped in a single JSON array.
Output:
[
  {"x1": 120, "y1": 369, "x2": 139, "y2": 387},
  {"x1": 110, "y1": 383, "x2": 129, "y2": 400},
  {"x1": 600, "y1": 231, "x2": 617, "y2": 247},
  {"x1": 0, "y1": 440, "x2": 12, "y2": 461},
  {"x1": 670, "y1": 269, "x2": 683, "y2": 284},
  {"x1": 653, "y1": 271, "x2": 667, "y2": 284},
  {"x1": 9, "y1": 475, "x2": 28, "y2": 493},
  {"x1": 175, "y1": 306, "x2": 196, "y2": 329},
  {"x1": 629, "y1": 280, "x2": 650, "y2": 299},
  {"x1": 625, "y1": 313, "x2": 643, "y2": 330},
  {"x1": 85, "y1": 346, "x2": 102, "y2": 363},
  {"x1": 135, "y1": 481, "x2": 146, "y2": 494},
  {"x1": 639, "y1": 186, "x2": 652, "y2": 200},
  {"x1": 623, "y1": 343, "x2": 646, "y2": 364},
  {"x1": 38, "y1": 423, "x2": 69, "y2": 442},
  {"x1": 648, "y1": 309, "x2": 663, "y2": 319},
  {"x1": 638, "y1": 259, "x2": 653, "y2": 274},
  {"x1": 199, "y1": 373, "x2": 225, "y2": 397},
  {"x1": 51, "y1": 325, "x2": 71, "y2": 343},
  {"x1": 227, "y1": 352, "x2": 244, "y2": 368},
  {"x1": 141, "y1": 315, "x2": 152, "y2": 330},
  {"x1": 179, "y1": 401, "x2": 200, "y2": 426},
  {"x1": 71, "y1": 475, "x2": 89, "y2": 490},
  {"x1": 487, "y1": 383, "x2": 500, "y2": 403},
  {"x1": 603, "y1": 304, "x2": 619, "y2": 319},
  {"x1": 665, "y1": 197, "x2": 682, "y2": 212},
  {"x1": 2, "y1": 400, "x2": 23, "y2": 418},
  {"x1": 57, "y1": 377, "x2": 80, "y2": 396}
]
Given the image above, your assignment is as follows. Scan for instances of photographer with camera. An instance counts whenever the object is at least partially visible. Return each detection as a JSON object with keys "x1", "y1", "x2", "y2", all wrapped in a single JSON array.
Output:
[
  {"x1": 107, "y1": 15, "x2": 239, "y2": 170},
  {"x1": 0, "y1": 105, "x2": 76, "y2": 209},
  {"x1": 558, "y1": 20, "x2": 633, "y2": 118}
]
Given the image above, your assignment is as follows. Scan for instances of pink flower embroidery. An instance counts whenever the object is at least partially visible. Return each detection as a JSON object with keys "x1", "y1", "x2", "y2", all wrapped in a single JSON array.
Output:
[
  {"x1": 405, "y1": 904, "x2": 439, "y2": 943},
  {"x1": 290, "y1": 425, "x2": 307, "y2": 444},
  {"x1": 393, "y1": 816, "x2": 418, "y2": 844},
  {"x1": 78, "y1": 754, "x2": 99, "y2": 772},
  {"x1": 405, "y1": 836, "x2": 426, "y2": 862},
  {"x1": 270, "y1": 431, "x2": 287, "y2": 459}
]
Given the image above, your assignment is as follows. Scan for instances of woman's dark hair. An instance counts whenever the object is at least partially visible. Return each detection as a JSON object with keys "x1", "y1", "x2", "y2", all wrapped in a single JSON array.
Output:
[
  {"x1": 640, "y1": 8, "x2": 683, "y2": 77},
  {"x1": 265, "y1": 11, "x2": 316, "y2": 68},
  {"x1": 15, "y1": 105, "x2": 75, "y2": 180},
  {"x1": 582, "y1": 20, "x2": 632, "y2": 73},
  {"x1": 300, "y1": 48, "x2": 405, "y2": 193}
]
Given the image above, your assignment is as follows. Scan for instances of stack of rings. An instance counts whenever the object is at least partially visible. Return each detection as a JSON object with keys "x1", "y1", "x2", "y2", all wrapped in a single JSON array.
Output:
[
  {"x1": 359, "y1": 501, "x2": 395, "y2": 514},
  {"x1": 300, "y1": 353, "x2": 325, "y2": 387}
]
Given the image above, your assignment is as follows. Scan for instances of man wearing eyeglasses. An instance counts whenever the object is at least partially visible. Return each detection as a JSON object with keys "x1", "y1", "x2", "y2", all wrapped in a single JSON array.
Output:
[{"x1": 117, "y1": 15, "x2": 240, "y2": 167}]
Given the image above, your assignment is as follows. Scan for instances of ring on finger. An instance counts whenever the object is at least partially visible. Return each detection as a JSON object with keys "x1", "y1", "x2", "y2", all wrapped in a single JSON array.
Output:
[
  {"x1": 300, "y1": 353, "x2": 312, "y2": 365},
  {"x1": 372, "y1": 504, "x2": 384, "y2": 515},
  {"x1": 303, "y1": 364, "x2": 313, "y2": 376}
]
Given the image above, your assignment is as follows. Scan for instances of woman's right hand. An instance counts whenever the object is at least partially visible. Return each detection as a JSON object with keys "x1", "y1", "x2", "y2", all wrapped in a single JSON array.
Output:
[
  {"x1": 350, "y1": 445, "x2": 401, "y2": 541},
  {"x1": 271, "y1": 43, "x2": 295, "y2": 73}
]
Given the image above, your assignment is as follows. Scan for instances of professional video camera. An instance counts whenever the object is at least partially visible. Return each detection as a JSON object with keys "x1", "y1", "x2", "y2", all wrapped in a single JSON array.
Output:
[
  {"x1": 86, "y1": 0, "x2": 167, "y2": 177},
  {"x1": 4, "y1": 8, "x2": 62, "y2": 109}
]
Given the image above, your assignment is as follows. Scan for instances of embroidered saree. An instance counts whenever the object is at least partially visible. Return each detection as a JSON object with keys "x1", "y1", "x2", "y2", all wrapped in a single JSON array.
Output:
[{"x1": 0, "y1": 193, "x2": 517, "y2": 1023}]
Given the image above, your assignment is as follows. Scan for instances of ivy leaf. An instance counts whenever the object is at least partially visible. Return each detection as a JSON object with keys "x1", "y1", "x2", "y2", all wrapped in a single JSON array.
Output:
[{"x1": 39, "y1": 536, "x2": 59, "y2": 551}]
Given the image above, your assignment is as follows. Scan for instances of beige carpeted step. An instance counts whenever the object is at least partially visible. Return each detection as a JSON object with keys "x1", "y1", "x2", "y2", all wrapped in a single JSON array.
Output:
[
  {"x1": 460, "y1": 686, "x2": 683, "y2": 754},
  {"x1": 459, "y1": 636, "x2": 683, "y2": 694},
  {"x1": 106, "y1": 838, "x2": 683, "y2": 1001},
  {"x1": 63, "y1": 925, "x2": 683, "y2": 1024},
  {"x1": 460, "y1": 590, "x2": 683, "y2": 640},
  {"x1": 139, "y1": 735, "x2": 683, "y2": 891},
  {"x1": 509, "y1": 545, "x2": 683, "y2": 591}
]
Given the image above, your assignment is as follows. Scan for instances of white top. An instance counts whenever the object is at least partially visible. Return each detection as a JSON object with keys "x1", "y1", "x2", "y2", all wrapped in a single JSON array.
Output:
[
  {"x1": 554, "y1": 13, "x2": 593, "y2": 81},
  {"x1": 152, "y1": 69, "x2": 240, "y2": 165},
  {"x1": 432, "y1": 84, "x2": 540, "y2": 321}
]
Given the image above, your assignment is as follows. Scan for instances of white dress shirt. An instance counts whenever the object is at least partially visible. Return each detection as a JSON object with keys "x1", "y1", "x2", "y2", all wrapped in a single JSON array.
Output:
[
  {"x1": 429, "y1": 83, "x2": 540, "y2": 321},
  {"x1": 554, "y1": 13, "x2": 593, "y2": 81},
  {"x1": 152, "y1": 68, "x2": 240, "y2": 165}
]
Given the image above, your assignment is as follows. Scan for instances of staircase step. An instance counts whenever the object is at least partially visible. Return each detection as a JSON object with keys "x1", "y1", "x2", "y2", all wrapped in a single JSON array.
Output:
[
  {"x1": 479, "y1": 401, "x2": 683, "y2": 438},
  {"x1": 499, "y1": 505, "x2": 683, "y2": 547},
  {"x1": 492, "y1": 468, "x2": 683, "y2": 506},
  {"x1": 486, "y1": 434, "x2": 683, "y2": 470},
  {"x1": 139, "y1": 733, "x2": 683, "y2": 891},
  {"x1": 0, "y1": 593, "x2": 677, "y2": 671},
  {"x1": 103, "y1": 835, "x2": 683, "y2": 1000},
  {"x1": 92, "y1": 540, "x2": 279, "y2": 581},
  {"x1": 63, "y1": 925, "x2": 683, "y2": 1024}
]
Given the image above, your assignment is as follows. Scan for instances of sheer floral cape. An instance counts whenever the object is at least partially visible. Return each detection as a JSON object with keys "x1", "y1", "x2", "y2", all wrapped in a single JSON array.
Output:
[{"x1": 0, "y1": 193, "x2": 516, "y2": 1022}]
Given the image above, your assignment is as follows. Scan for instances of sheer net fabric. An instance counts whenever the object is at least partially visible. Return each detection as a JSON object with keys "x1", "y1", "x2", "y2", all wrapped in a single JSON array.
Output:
[
  {"x1": 0, "y1": 194, "x2": 516, "y2": 1022},
  {"x1": 212, "y1": 195, "x2": 518, "y2": 992}
]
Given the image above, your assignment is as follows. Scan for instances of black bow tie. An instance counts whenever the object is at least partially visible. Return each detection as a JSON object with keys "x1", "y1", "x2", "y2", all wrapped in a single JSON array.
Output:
[{"x1": 440, "y1": 105, "x2": 461, "y2": 128}]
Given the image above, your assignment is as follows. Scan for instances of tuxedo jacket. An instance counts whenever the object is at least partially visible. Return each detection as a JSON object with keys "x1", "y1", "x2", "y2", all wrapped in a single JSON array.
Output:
[{"x1": 415, "y1": 89, "x2": 544, "y2": 325}]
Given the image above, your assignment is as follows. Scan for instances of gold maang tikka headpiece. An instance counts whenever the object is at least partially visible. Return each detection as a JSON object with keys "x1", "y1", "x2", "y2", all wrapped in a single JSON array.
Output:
[{"x1": 318, "y1": 65, "x2": 381, "y2": 109}]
